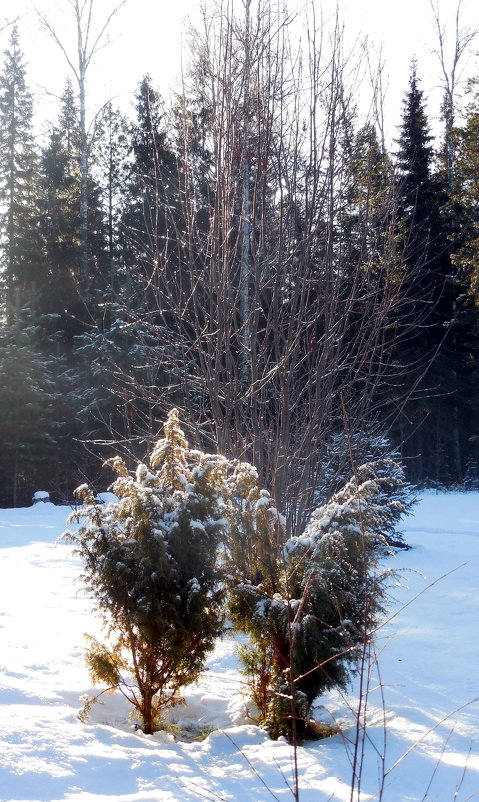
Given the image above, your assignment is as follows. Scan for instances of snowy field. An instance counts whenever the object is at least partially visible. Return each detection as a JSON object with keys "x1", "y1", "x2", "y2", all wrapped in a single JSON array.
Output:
[{"x1": 0, "y1": 492, "x2": 478, "y2": 802}]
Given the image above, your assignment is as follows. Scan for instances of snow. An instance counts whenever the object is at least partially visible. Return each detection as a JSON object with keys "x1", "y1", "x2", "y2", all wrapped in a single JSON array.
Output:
[
  {"x1": 0, "y1": 492, "x2": 478, "y2": 801},
  {"x1": 32, "y1": 491, "x2": 50, "y2": 503},
  {"x1": 94, "y1": 493, "x2": 117, "y2": 505}
]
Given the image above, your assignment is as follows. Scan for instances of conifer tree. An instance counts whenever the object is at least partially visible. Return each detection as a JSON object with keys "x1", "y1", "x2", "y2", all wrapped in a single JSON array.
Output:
[
  {"x1": 452, "y1": 77, "x2": 479, "y2": 304},
  {"x1": 99, "y1": 76, "x2": 185, "y2": 444},
  {"x1": 228, "y1": 459, "x2": 411, "y2": 741},
  {"x1": 65, "y1": 409, "x2": 227, "y2": 734},
  {"x1": 0, "y1": 26, "x2": 41, "y2": 312},
  {"x1": 342, "y1": 123, "x2": 395, "y2": 271},
  {"x1": 37, "y1": 82, "x2": 83, "y2": 340},
  {"x1": 73, "y1": 89, "x2": 179, "y2": 457},
  {"x1": 91, "y1": 101, "x2": 129, "y2": 281},
  {"x1": 395, "y1": 64, "x2": 455, "y2": 336},
  {"x1": 0, "y1": 304, "x2": 56, "y2": 506},
  {"x1": 446, "y1": 77, "x2": 479, "y2": 476},
  {"x1": 36, "y1": 83, "x2": 108, "y2": 482},
  {"x1": 37, "y1": 81, "x2": 106, "y2": 338},
  {"x1": 393, "y1": 65, "x2": 461, "y2": 483},
  {"x1": 38, "y1": 0, "x2": 126, "y2": 288},
  {"x1": 119, "y1": 76, "x2": 181, "y2": 308}
]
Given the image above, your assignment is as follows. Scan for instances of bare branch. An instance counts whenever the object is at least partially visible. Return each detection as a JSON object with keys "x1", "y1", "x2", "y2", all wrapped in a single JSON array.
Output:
[
  {"x1": 35, "y1": 0, "x2": 127, "y2": 287},
  {"x1": 430, "y1": 0, "x2": 477, "y2": 119},
  {"x1": 35, "y1": 9, "x2": 80, "y2": 82}
]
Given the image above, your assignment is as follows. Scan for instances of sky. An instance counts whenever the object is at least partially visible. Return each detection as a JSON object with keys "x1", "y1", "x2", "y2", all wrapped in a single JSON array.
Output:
[{"x1": 1, "y1": 0, "x2": 478, "y2": 143}]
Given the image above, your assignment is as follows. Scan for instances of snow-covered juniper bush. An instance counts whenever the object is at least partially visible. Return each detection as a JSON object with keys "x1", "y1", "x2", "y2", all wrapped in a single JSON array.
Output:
[
  {"x1": 228, "y1": 460, "x2": 412, "y2": 741},
  {"x1": 64, "y1": 408, "x2": 411, "y2": 740},
  {"x1": 64, "y1": 408, "x2": 229, "y2": 734}
]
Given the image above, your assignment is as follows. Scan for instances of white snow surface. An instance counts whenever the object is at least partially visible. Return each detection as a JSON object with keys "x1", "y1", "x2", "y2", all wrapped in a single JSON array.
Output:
[{"x1": 0, "y1": 492, "x2": 478, "y2": 801}]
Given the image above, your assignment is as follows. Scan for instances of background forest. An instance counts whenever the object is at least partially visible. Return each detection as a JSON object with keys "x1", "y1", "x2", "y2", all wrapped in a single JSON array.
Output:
[{"x1": 1, "y1": 0, "x2": 479, "y2": 515}]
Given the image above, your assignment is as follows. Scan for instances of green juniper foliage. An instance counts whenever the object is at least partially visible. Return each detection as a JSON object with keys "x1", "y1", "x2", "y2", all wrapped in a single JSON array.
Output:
[
  {"x1": 65, "y1": 408, "x2": 227, "y2": 734},
  {"x1": 63, "y1": 408, "x2": 410, "y2": 741},
  {"x1": 229, "y1": 459, "x2": 410, "y2": 741}
]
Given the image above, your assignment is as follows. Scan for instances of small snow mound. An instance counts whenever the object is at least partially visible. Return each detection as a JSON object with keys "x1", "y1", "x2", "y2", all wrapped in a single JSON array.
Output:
[
  {"x1": 204, "y1": 724, "x2": 270, "y2": 749},
  {"x1": 94, "y1": 492, "x2": 118, "y2": 504},
  {"x1": 32, "y1": 491, "x2": 50, "y2": 504}
]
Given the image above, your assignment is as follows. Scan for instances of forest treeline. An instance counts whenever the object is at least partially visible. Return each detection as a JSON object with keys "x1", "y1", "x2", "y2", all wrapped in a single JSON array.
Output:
[{"x1": 0, "y1": 4, "x2": 478, "y2": 514}]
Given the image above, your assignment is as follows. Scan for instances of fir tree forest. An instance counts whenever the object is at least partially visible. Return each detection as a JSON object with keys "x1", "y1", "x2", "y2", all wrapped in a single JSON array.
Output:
[{"x1": 1, "y1": 2, "x2": 479, "y2": 514}]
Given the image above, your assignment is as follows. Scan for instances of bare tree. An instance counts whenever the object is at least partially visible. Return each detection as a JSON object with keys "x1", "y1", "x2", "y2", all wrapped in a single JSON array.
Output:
[
  {"x1": 37, "y1": 0, "x2": 126, "y2": 286},
  {"x1": 430, "y1": 0, "x2": 477, "y2": 179},
  {"x1": 112, "y1": 0, "x2": 408, "y2": 536}
]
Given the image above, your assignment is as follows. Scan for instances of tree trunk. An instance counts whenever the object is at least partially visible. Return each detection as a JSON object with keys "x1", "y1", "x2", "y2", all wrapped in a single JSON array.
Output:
[{"x1": 79, "y1": 67, "x2": 89, "y2": 288}]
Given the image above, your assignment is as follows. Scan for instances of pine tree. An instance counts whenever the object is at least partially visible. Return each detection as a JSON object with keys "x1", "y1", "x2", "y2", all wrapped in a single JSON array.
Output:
[{"x1": 65, "y1": 409, "x2": 227, "y2": 734}]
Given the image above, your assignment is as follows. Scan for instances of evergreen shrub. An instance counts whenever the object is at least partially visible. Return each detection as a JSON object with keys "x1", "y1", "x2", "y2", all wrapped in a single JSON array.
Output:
[
  {"x1": 64, "y1": 408, "x2": 227, "y2": 734},
  {"x1": 64, "y1": 408, "x2": 412, "y2": 742},
  {"x1": 228, "y1": 459, "x2": 412, "y2": 741}
]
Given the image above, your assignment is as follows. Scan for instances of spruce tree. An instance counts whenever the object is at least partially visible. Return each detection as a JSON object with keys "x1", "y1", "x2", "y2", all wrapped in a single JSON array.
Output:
[
  {"x1": 38, "y1": 80, "x2": 107, "y2": 340},
  {"x1": 119, "y1": 76, "x2": 181, "y2": 302},
  {"x1": 393, "y1": 64, "x2": 461, "y2": 484},
  {"x1": 449, "y1": 77, "x2": 479, "y2": 303},
  {"x1": 395, "y1": 64, "x2": 440, "y2": 308},
  {"x1": 342, "y1": 123, "x2": 395, "y2": 271},
  {"x1": 0, "y1": 26, "x2": 41, "y2": 312},
  {"x1": 91, "y1": 101, "x2": 129, "y2": 282},
  {"x1": 32, "y1": 82, "x2": 114, "y2": 496},
  {"x1": 446, "y1": 77, "x2": 479, "y2": 478},
  {"x1": 75, "y1": 92, "x2": 174, "y2": 458},
  {"x1": 0, "y1": 304, "x2": 56, "y2": 507},
  {"x1": 38, "y1": 84, "x2": 82, "y2": 340}
]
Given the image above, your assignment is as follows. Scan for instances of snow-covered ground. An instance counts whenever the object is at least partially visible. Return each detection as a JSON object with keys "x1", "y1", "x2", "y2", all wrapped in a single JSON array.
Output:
[{"x1": 0, "y1": 492, "x2": 478, "y2": 801}]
